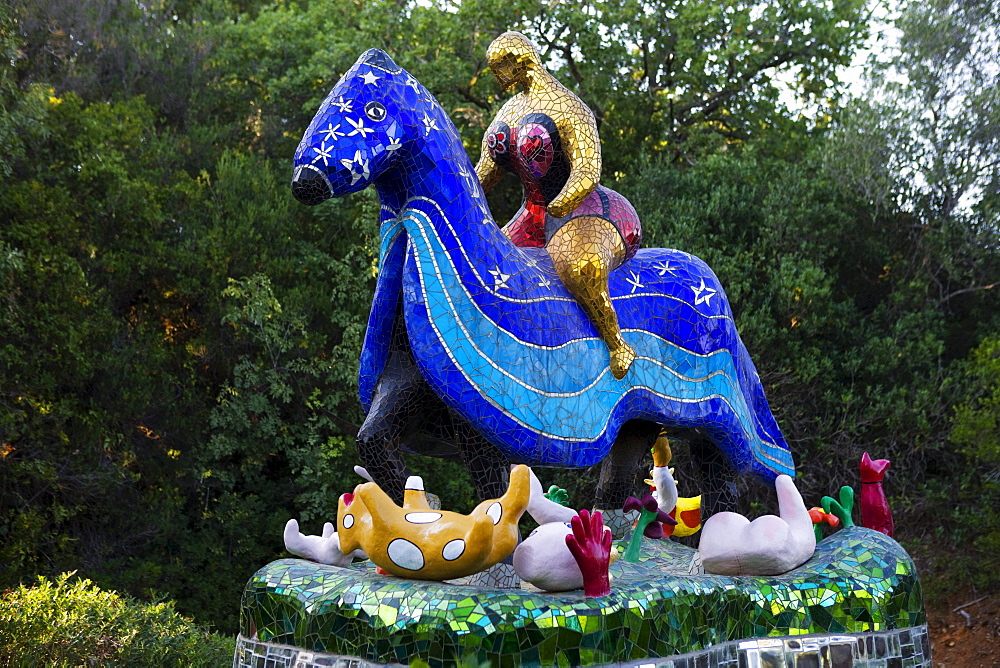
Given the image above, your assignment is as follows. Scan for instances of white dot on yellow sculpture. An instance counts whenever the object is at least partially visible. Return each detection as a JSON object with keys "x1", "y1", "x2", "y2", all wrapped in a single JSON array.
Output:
[
  {"x1": 486, "y1": 502, "x2": 502, "y2": 524},
  {"x1": 442, "y1": 539, "x2": 466, "y2": 561},
  {"x1": 387, "y1": 538, "x2": 425, "y2": 571}
]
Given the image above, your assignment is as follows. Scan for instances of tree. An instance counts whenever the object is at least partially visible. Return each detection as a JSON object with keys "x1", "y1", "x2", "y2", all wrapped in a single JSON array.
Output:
[
  {"x1": 825, "y1": 0, "x2": 999, "y2": 315},
  {"x1": 936, "y1": 337, "x2": 1000, "y2": 592},
  {"x1": 515, "y1": 0, "x2": 868, "y2": 170},
  {"x1": 0, "y1": 4, "x2": 48, "y2": 178}
]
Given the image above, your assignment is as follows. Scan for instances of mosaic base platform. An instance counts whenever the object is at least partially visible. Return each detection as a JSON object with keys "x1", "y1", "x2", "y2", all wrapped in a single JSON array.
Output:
[
  {"x1": 233, "y1": 625, "x2": 931, "y2": 667},
  {"x1": 238, "y1": 527, "x2": 927, "y2": 667}
]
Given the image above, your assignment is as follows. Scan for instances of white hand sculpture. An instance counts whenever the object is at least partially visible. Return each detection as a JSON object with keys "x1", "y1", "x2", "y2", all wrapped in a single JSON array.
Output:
[{"x1": 283, "y1": 519, "x2": 366, "y2": 567}]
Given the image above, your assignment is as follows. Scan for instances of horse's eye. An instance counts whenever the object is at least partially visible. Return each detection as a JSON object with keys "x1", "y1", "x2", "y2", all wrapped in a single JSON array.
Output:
[{"x1": 365, "y1": 101, "x2": 387, "y2": 122}]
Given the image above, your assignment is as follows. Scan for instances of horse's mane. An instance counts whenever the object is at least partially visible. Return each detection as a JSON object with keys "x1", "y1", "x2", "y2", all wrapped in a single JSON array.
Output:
[{"x1": 354, "y1": 50, "x2": 517, "y2": 250}]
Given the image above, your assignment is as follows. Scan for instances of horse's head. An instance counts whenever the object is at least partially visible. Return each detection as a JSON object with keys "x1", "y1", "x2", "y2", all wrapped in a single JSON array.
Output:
[{"x1": 291, "y1": 49, "x2": 416, "y2": 205}]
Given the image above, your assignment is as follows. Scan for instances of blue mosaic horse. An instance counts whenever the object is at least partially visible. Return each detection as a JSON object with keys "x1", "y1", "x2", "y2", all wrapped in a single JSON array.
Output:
[{"x1": 292, "y1": 49, "x2": 793, "y2": 513}]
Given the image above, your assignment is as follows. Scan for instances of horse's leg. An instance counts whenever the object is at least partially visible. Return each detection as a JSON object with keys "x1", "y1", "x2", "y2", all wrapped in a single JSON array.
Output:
[
  {"x1": 356, "y1": 380, "x2": 423, "y2": 505},
  {"x1": 448, "y1": 411, "x2": 521, "y2": 589},
  {"x1": 689, "y1": 434, "x2": 739, "y2": 521},
  {"x1": 450, "y1": 412, "x2": 510, "y2": 501},
  {"x1": 356, "y1": 327, "x2": 432, "y2": 505},
  {"x1": 594, "y1": 421, "x2": 659, "y2": 538}
]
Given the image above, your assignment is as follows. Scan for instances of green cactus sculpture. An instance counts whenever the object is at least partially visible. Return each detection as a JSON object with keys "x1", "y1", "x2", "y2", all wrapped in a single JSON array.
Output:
[{"x1": 820, "y1": 485, "x2": 855, "y2": 528}]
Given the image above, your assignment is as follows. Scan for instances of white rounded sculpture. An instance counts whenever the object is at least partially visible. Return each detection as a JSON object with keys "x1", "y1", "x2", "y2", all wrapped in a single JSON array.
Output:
[
  {"x1": 698, "y1": 474, "x2": 815, "y2": 576},
  {"x1": 523, "y1": 466, "x2": 577, "y2": 525},
  {"x1": 513, "y1": 522, "x2": 583, "y2": 592}
]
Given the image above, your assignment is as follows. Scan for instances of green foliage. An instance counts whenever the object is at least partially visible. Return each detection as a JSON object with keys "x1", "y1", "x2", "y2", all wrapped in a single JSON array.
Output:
[
  {"x1": 0, "y1": 89, "x2": 199, "y2": 590},
  {"x1": 826, "y1": 0, "x2": 999, "y2": 330},
  {"x1": 516, "y1": 0, "x2": 868, "y2": 168},
  {"x1": 951, "y1": 338, "x2": 1000, "y2": 470},
  {"x1": 0, "y1": 6, "x2": 49, "y2": 179},
  {"x1": 0, "y1": 572, "x2": 233, "y2": 667},
  {"x1": 945, "y1": 338, "x2": 1000, "y2": 589},
  {"x1": 205, "y1": 271, "x2": 361, "y2": 523},
  {"x1": 0, "y1": 73, "x2": 373, "y2": 629},
  {"x1": 620, "y1": 148, "x2": 950, "y2": 499}
]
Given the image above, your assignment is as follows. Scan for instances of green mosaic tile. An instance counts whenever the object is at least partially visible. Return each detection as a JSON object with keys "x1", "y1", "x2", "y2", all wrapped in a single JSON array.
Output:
[{"x1": 240, "y1": 526, "x2": 926, "y2": 666}]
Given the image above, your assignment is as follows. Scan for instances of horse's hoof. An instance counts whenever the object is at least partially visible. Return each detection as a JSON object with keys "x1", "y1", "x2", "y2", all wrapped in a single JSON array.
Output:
[
  {"x1": 610, "y1": 344, "x2": 636, "y2": 380},
  {"x1": 597, "y1": 507, "x2": 640, "y2": 540}
]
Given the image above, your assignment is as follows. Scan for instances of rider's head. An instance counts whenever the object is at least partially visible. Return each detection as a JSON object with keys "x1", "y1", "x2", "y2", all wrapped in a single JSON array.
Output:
[{"x1": 486, "y1": 32, "x2": 543, "y2": 91}]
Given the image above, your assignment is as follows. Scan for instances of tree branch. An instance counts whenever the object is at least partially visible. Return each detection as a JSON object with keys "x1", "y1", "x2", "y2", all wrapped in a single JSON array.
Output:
[
  {"x1": 452, "y1": 85, "x2": 491, "y2": 111},
  {"x1": 939, "y1": 282, "x2": 998, "y2": 304},
  {"x1": 673, "y1": 50, "x2": 797, "y2": 120}
]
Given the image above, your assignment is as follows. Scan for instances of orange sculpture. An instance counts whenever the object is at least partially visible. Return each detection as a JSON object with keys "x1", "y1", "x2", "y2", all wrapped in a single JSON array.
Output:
[{"x1": 336, "y1": 464, "x2": 530, "y2": 580}]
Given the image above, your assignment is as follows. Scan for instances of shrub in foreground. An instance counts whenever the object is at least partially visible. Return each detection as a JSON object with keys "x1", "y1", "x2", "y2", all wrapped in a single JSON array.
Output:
[{"x1": 0, "y1": 572, "x2": 234, "y2": 667}]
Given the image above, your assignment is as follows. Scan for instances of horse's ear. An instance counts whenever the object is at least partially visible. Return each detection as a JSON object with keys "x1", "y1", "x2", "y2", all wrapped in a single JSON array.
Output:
[{"x1": 359, "y1": 48, "x2": 402, "y2": 74}]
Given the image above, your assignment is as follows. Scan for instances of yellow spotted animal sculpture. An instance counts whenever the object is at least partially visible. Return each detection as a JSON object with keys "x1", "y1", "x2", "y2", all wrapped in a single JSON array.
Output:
[{"x1": 337, "y1": 465, "x2": 530, "y2": 580}]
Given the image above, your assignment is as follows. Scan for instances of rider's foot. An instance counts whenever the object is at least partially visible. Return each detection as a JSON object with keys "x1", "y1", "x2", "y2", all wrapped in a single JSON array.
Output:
[{"x1": 609, "y1": 343, "x2": 636, "y2": 380}]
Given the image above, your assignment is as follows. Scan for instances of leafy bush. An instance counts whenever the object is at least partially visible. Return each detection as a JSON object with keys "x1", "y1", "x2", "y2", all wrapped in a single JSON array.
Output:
[
  {"x1": 0, "y1": 573, "x2": 234, "y2": 667},
  {"x1": 945, "y1": 337, "x2": 1000, "y2": 591}
]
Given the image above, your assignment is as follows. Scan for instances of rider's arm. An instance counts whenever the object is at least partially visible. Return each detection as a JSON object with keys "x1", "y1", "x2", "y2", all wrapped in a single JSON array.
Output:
[{"x1": 548, "y1": 97, "x2": 601, "y2": 218}]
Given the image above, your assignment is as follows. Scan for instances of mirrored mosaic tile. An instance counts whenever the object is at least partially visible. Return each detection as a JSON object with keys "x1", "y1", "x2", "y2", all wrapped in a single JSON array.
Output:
[
  {"x1": 238, "y1": 527, "x2": 926, "y2": 667},
  {"x1": 233, "y1": 626, "x2": 930, "y2": 667}
]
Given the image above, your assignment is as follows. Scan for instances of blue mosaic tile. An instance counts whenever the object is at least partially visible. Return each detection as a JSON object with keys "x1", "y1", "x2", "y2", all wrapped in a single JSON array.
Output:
[{"x1": 291, "y1": 48, "x2": 792, "y2": 486}]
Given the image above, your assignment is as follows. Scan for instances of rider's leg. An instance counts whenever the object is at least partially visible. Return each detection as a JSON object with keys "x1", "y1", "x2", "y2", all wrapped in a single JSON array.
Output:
[{"x1": 547, "y1": 216, "x2": 635, "y2": 379}]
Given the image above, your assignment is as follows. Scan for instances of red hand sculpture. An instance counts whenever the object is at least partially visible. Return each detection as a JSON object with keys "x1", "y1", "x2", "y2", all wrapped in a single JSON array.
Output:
[{"x1": 565, "y1": 509, "x2": 612, "y2": 597}]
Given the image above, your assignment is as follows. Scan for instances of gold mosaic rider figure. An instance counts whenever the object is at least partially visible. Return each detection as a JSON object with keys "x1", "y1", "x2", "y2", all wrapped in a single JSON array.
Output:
[{"x1": 475, "y1": 32, "x2": 642, "y2": 379}]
